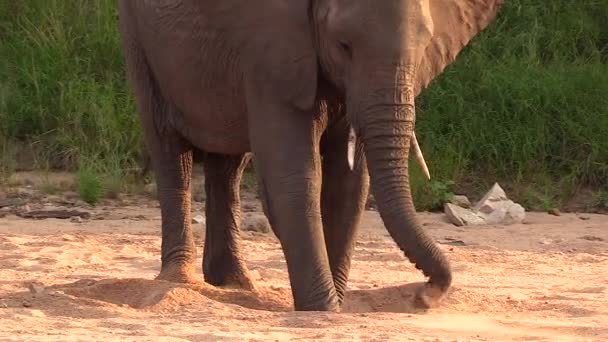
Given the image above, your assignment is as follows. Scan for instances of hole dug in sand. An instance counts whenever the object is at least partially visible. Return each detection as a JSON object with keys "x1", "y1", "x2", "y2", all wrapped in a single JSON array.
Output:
[
  {"x1": 57, "y1": 278, "x2": 293, "y2": 313},
  {"x1": 57, "y1": 278, "x2": 443, "y2": 314},
  {"x1": 342, "y1": 282, "x2": 445, "y2": 313}
]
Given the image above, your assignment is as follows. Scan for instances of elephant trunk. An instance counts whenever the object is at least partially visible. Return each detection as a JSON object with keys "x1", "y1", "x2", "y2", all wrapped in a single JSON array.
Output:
[{"x1": 351, "y1": 63, "x2": 452, "y2": 295}]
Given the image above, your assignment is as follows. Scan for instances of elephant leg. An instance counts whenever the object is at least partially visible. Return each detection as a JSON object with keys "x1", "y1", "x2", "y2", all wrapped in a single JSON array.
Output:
[
  {"x1": 122, "y1": 42, "x2": 197, "y2": 283},
  {"x1": 247, "y1": 111, "x2": 337, "y2": 311},
  {"x1": 321, "y1": 119, "x2": 370, "y2": 305},
  {"x1": 202, "y1": 152, "x2": 255, "y2": 290},
  {"x1": 152, "y1": 135, "x2": 198, "y2": 284}
]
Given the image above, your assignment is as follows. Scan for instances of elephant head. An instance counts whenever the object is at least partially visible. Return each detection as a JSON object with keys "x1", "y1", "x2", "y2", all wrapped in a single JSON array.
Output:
[{"x1": 311, "y1": 0, "x2": 503, "y2": 303}]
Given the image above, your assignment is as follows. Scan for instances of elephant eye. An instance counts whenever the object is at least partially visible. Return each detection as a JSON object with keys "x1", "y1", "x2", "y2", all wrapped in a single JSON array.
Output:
[{"x1": 338, "y1": 40, "x2": 352, "y2": 58}]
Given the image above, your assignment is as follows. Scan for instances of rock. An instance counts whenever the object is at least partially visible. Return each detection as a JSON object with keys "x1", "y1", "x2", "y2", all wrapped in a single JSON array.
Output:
[
  {"x1": 444, "y1": 183, "x2": 525, "y2": 226},
  {"x1": 22, "y1": 301, "x2": 32, "y2": 308},
  {"x1": 483, "y1": 201, "x2": 526, "y2": 225},
  {"x1": 242, "y1": 203, "x2": 257, "y2": 212},
  {"x1": 70, "y1": 216, "x2": 83, "y2": 223},
  {"x1": 17, "y1": 207, "x2": 92, "y2": 220},
  {"x1": 73, "y1": 279, "x2": 97, "y2": 287},
  {"x1": 450, "y1": 195, "x2": 472, "y2": 209},
  {"x1": 144, "y1": 183, "x2": 157, "y2": 195},
  {"x1": 27, "y1": 282, "x2": 46, "y2": 295},
  {"x1": 547, "y1": 208, "x2": 561, "y2": 216},
  {"x1": 473, "y1": 183, "x2": 508, "y2": 214},
  {"x1": 0, "y1": 198, "x2": 26, "y2": 208},
  {"x1": 243, "y1": 213, "x2": 271, "y2": 233},
  {"x1": 192, "y1": 214, "x2": 205, "y2": 224},
  {"x1": 444, "y1": 203, "x2": 485, "y2": 226},
  {"x1": 0, "y1": 302, "x2": 7, "y2": 309},
  {"x1": 438, "y1": 239, "x2": 467, "y2": 246},
  {"x1": 579, "y1": 235, "x2": 604, "y2": 242},
  {"x1": 578, "y1": 214, "x2": 591, "y2": 221},
  {"x1": 63, "y1": 191, "x2": 80, "y2": 200},
  {"x1": 192, "y1": 191, "x2": 205, "y2": 203}
]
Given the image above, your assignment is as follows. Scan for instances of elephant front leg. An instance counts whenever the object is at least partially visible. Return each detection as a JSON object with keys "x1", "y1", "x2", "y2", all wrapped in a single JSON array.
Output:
[
  {"x1": 152, "y1": 135, "x2": 199, "y2": 284},
  {"x1": 202, "y1": 152, "x2": 255, "y2": 290},
  {"x1": 321, "y1": 120, "x2": 370, "y2": 305},
  {"x1": 123, "y1": 39, "x2": 198, "y2": 284},
  {"x1": 248, "y1": 111, "x2": 337, "y2": 311}
]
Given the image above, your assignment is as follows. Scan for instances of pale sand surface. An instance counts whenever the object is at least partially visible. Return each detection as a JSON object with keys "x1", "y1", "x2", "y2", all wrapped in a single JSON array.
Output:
[{"x1": 0, "y1": 183, "x2": 606, "y2": 341}]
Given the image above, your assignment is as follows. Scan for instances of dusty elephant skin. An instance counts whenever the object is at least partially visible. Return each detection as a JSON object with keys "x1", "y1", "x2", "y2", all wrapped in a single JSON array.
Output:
[{"x1": 117, "y1": 0, "x2": 503, "y2": 312}]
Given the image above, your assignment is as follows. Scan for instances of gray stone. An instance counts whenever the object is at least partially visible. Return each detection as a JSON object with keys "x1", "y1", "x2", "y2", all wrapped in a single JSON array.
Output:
[
  {"x1": 444, "y1": 203, "x2": 485, "y2": 226},
  {"x1": 27, "y1": 282, "x2": 45, "y2": 295},
  {"x1": 483, "y1": 201, "x2": 525, "y2": 225},
  {"x1": 444, "y1": 183, "x2": 525, "y2": 226},
  {"x1": 192, "y1": 191, "x2": 205, "y2": 203},
  {"x1": 450, "y1": 195, "x2": 472, "y2": 209},
  {"x1": 473, "y1": 183, "x2": 508, "y2": 214},
  {"x1": 244, "y1": 213, "x2": 271, "y2": 233},
  {"x1": 70, "y1": 216, "x2": 83, "y2": 223},
  {"x1": 192, "y1": 214, "x2": 205, "y2": 224},
  {"x1": 17, "y1": 207, "x2": 91, "y2": 220}
]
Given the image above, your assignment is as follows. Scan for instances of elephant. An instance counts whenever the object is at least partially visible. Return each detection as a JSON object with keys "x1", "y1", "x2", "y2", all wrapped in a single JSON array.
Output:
[{"x1": 117, "y1": 0, "x2": 503, "y2": 312}]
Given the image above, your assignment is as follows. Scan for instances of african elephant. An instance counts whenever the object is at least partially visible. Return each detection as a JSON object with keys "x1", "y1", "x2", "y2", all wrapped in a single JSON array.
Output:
[{"x1": 117, "y1": 0, "x2": 503, "y2": 311}]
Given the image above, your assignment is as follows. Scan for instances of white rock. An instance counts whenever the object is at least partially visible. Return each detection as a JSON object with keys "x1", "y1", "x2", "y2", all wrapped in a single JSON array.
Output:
[
  {"x1": 27, "y1": 282, "x2": 45, "y2": 295},
  {"x1": 192, "y1": 214, "x2": 205, "y2": 224},
  {"x1": 243, "y1": 213, "x2": 271, "y2": 233},
  {"x1": 444, "y1": 203, "x2": 485, "y2": 226},
  {"x1": 474, "y1": 183, "x2": 508, "y2": 214},
  {"x1": 450, "y1": 195, "x2": 472, "y2": 208},
  {"x1": 445, "y1": 183, "x2": 525, "y2": 226}
]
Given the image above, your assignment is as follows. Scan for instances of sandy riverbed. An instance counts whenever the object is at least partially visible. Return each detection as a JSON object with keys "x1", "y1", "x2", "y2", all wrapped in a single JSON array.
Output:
[{"x1": 0, "y1": 185, "x2": 606, "y2": 341}]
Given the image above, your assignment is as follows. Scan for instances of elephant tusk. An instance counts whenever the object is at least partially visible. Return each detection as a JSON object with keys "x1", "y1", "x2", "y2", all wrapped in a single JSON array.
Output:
[
  {"x1": 411, "y1": 131, "x2": 430, "y2": 180},
  {"x1": 347, "y1": 126, "x2": 356, "y2": 171}
]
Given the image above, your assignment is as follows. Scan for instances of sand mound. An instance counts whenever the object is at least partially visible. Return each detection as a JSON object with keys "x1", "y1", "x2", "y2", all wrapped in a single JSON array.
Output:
[{"x1": 59, "y1": 278, "x2": 292, "y2": 313}]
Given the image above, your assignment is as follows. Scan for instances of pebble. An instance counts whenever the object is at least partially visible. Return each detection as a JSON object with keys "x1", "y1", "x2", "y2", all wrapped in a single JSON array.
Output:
[
  {"x1": 192, "y1": 214, "x2": 205, "y2": 224},
  {"x1": 27, "y1": 282, "x2": 46, "y2": 295},
  {"x1": 243, "y1": 214, "x2": 270, "y2": 233}
]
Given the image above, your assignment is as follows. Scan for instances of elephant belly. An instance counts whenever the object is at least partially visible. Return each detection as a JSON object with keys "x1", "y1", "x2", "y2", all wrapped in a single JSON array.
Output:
[
  {"x1": 171, "y1": 91, "x2": 251, "y2": 155},
  {"x1": 131, "y1": 4, "x2": 252, "y2": 155},
  {"x1": 144, "y1": 46, "x2": 251, "y2": 155}
]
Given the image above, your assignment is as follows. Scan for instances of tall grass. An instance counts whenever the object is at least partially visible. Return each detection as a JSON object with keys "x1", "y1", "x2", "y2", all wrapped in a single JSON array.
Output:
[
  {"x1": 0, "y1": 0, "x2": 607, "y2": 209},
  {"x1": 0, "y1": 0, "x2": 141, "y2": 181},
  {"x1": 413, "y1": 0, "x2": 608, "y2": 209}
]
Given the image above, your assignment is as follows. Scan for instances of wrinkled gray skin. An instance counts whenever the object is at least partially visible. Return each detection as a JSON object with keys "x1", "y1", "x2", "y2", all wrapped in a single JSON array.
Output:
[{"x1": 118, "y1": 0, "x2": 503, "y2": 311}]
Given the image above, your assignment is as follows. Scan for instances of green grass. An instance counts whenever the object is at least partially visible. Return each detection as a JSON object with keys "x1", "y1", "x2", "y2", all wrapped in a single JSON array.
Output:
[
  {"x1": 1, "y1": 0, "x2": 607, "y2": 210},
  {"x1": 412, "y1": 0, "x2": 608, "y2": 209},
  {"x1": 0, "y1": 0, "x2": 142, "y2": 184}
]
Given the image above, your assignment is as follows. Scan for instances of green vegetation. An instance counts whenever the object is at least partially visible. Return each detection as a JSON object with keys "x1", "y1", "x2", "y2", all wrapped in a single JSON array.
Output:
[
  {"x1": 1, "y1": 0, "x2": 606, "y2": 210},
  {"x1": 76, "y1": 167, "x2": 104, "y2": 205}
]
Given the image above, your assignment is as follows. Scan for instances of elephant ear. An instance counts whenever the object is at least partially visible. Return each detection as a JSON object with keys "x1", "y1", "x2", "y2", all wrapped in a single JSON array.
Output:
[{"x1": 415, "y1": 0, "x2": 504, "y2": 95}]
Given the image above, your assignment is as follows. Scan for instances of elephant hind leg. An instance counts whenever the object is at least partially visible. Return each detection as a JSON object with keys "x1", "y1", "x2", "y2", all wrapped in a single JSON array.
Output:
[
  {"x1": 202, "y1": 152, "x2": 256, "y2": 290},
  {"x1": 122, "y1": 35, "x2": 199, "y2": 284},
  {"x1": 321, "y1": 118, "x2": 370, "y2": 305}
]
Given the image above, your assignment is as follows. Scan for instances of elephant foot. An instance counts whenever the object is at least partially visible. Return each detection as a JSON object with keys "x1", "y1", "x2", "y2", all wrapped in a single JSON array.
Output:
[
  {"x1": 414, "y1": 282, "x2": 449, "y2": 309},
  {"x1": 204, "y1": 260, "x2": 257, "y2": 291},
  {"x1": 156, "y1": 263, "x2": 203, "y2": 285}
]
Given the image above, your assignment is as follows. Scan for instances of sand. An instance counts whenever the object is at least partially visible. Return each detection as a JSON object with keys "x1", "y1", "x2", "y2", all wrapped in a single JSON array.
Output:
[{"x1": 0, "y1": 179, "x2": 607, "y2": 341}]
